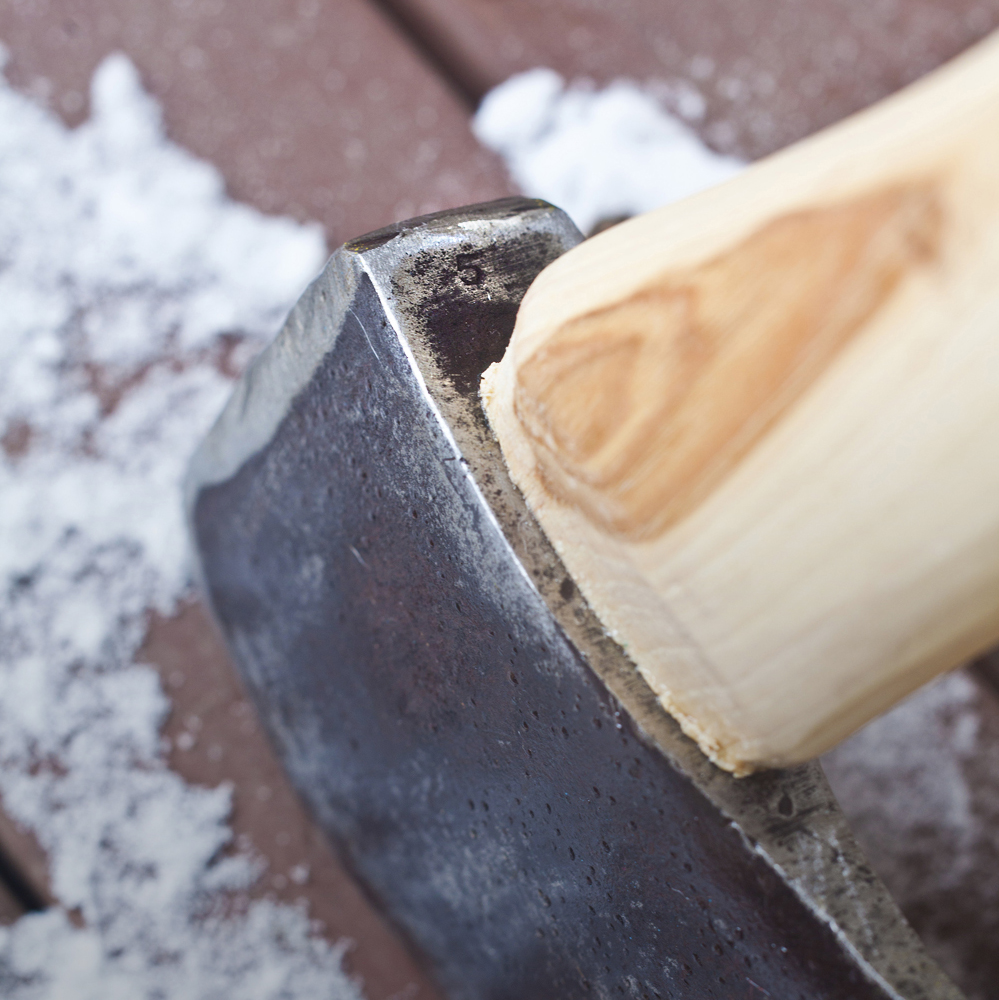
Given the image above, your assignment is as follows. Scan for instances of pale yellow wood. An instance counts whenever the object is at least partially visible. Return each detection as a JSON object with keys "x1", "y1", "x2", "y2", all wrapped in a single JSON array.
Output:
[{"x1": 481, "y1": 31, "x2": 999, "y2": 774}]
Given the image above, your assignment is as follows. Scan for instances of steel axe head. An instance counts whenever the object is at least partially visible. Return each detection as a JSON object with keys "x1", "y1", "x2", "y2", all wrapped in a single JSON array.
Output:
[{"x1": 187, "y1": 198, "x2": 960, "y2": 1000}]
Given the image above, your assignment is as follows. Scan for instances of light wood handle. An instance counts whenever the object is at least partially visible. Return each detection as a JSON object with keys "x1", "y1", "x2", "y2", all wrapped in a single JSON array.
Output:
[{"x1": 482, "y1": 31, "x2": 999, "y2": 774}]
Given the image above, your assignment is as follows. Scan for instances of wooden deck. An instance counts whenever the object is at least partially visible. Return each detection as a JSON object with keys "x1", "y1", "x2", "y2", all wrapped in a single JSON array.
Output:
[{"x1": 1, "y1": 2, "x2": 999, "y2": 997}]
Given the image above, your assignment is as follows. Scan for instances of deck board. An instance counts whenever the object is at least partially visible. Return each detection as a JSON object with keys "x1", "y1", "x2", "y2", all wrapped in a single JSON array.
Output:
[
  {"x1": 383, "y1": 0, "x2": 999, "y2": 158},
  {"x1": 0, "y1": 2, "x2": 998, "y2": 998}
]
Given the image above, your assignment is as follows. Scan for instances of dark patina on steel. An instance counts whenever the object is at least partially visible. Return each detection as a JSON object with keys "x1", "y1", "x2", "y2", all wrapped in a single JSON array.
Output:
[{"x1": 187, "y1": 198, "x2": 963, "y2": 1000}]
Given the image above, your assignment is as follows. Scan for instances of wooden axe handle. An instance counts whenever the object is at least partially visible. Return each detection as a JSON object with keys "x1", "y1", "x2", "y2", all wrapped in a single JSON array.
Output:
[{"x1": 482, "y1": 30, "x2": 999, "y2": 774}]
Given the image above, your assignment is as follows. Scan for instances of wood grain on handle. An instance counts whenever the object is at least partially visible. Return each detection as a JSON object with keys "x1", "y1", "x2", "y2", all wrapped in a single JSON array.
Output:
[{"x1": 481, "y1": 31, "x2": 999, "y2": 774}]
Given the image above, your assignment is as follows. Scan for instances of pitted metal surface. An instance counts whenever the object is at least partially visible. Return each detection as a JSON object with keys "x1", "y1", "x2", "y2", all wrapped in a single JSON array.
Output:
[{"x1": 188, "y1": 198, "x2": 964, "y2": 1000}]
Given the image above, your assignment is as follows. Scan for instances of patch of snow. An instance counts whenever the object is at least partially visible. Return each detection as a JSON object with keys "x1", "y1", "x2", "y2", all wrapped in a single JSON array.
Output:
[
  {"x1": 823, "y1": 670, "x2": 999, "y2": 997},
  {"x1": 473, "y1": 67, "x2": 744, "y2": 233},
  {"x1": 0, "y1": 49, "x2": 363, "y2": 999}
]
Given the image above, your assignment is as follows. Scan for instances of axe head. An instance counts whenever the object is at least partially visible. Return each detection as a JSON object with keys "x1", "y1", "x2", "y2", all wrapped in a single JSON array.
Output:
[{"x1": 187, "y1": 198, "x2": 960, "y2": 1000}]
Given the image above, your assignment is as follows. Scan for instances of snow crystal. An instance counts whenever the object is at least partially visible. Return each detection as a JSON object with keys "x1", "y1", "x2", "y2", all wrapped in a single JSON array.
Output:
[
  {"x1": 473, "y1": 68, "x2": 744, "y2": 233},
  {"x1": 0, "y1": 49, "x2": 363, "y2": 999}
]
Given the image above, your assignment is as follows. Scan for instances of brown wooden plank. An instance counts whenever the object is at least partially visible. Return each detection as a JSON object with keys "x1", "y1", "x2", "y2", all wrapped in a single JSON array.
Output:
[
  {"x1": 0, "y1": 0, "x2": 514, "y2": 247},
  {"x1": 382, "y1": 0, "x2": 999, "y2": 158}
]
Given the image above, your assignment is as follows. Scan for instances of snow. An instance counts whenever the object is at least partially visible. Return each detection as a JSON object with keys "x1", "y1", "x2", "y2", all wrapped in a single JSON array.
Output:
[
  {"x1": 0, "y1": 49, "x2": 361, "y2": 999},
  {"x1": 822, "y1": 671, "x2": 999, "y2": 997},
  {"x1": 473, "y1": 67, "x2": 744, "y2": 233}
]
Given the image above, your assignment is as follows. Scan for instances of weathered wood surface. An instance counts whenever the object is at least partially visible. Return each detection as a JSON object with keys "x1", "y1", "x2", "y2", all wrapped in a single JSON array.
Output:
[
  {"x1": 384, "y1": 0, "x2": 999, "y2": 157},
  {"x1": 0, "y1": 2, "x2": 997, "y2": 999}
]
